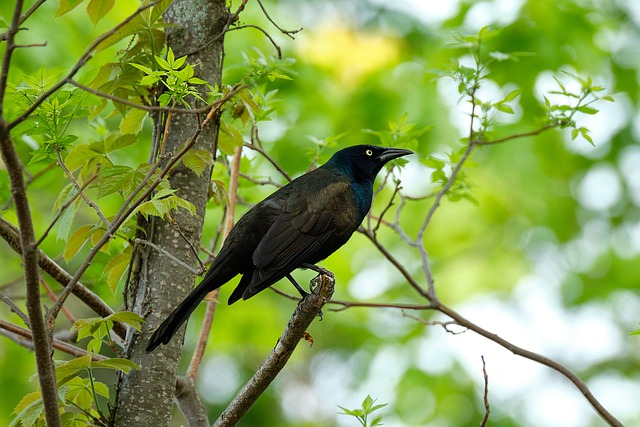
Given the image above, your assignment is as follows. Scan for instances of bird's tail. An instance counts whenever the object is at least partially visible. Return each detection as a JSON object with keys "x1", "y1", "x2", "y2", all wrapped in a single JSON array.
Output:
[{"x1": 145, "y1": 280, "x2": 214, "y2": 353}]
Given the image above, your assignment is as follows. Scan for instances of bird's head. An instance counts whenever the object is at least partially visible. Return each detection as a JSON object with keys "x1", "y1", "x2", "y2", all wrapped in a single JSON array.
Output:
[{"x1": 322, "y1": 145, "x2": 413, "y2": 183}]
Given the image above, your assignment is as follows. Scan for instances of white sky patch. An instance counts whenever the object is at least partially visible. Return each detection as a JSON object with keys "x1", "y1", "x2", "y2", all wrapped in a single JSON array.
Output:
[
  {"x1": 619, "y1": 144, "x2": 640, "y2": 208},
  {"x1": 368, "y1": 0, "x2": 461, "y2": 26},
  {"x1": 198, "y1": 354, "x2": 242, "y2": 404},
  {"x1": 576, "y1": 163, "x2": 622, "y2": 211},
  {"x1": 347, "y1": 262, "x2": 395, "y2": 299},
  {"x1": 464, "y1": 0, "x2": 525, "y2": 30}
]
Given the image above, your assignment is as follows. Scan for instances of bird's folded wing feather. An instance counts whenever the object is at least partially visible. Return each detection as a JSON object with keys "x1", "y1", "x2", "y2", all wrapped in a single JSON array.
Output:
[{"x1": 249, "y1": 206, "x2": 335, "y2": 289}]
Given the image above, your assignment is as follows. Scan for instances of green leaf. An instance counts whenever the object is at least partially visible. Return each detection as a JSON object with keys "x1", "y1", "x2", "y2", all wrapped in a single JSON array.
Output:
[
  {"x1": 140, "y1": 75, "x2": 161, "y2": 86},
  {"x1": 98, "y1": 165, "x2": 134, "y2": 198},
  {"x1": 503, "y1": 89, "x2": 521, "y2": 102},
  {"x1": 87, "y1": 337, "x2": 102, "y2": 354},
  {"x1": 92, "y1": 357, "x2": 139, "y2": 373},
  {"x1": 94, "y1": 15, "x2": 146, "y2": 53},
  {"x1": 119, "y1": 108, "x2": 148, "y2": 135},
  {"x1": 631, "y1": 329, "x2": 640, "y2": 336},
  {"x1": 65, "y1": 376, "x2": 93, "y2": 409},
  {"x1": 55, "y1": 188, "x2": 82, "y2": 242},
  {"x1": 129, "y1": 62, "x2": 152, "y2": 75},
  {"x1": 64, "y1": 224, "x2": 94, "y2": 261},
  {"x1": 496, "y1": 104, "x2": 514, "y2": 114},
  {"x1": 56, "y1": 355, "x2": 92, "y2": 385},
  {"x1": 218, "y1": 121, "x2": 244, "y2": 154},
  {"x1": 65, "y1": 144, "x2": 104, "y2": 171},
  {"x1": 9, "y1": 392, "x2": 43, "y2": 427},
  {"x1": 103, "y1": 248, "x2": 132, "y2": 293},
  {"x1": 56, "y1": 0, "x2": 85, "y2": 17},
  {"x1": 11, "y1": 391, "x2": 41, "y2": 417},
  {"x1": 181, "y1": 149, "x2": 213, "y2": 177},
  {"x1": 577, "y1": 105, "x2": 598, "y2": 115},
  {"x1": 362, "y1": 394, "x2": 374, "y2": 411},
  {"x1": 105, "y1": 311, "x2": 144, "y2": 330},
  {"x1": 93, "y1": 381, "x2": 110, "y2": 397},
  {"x1": 107, "y1": 134, "x2": 138, "y2": 152},
  {"x1": 87, "y1": 0, "x2": 115, "y2": 25},
  {"x1": 155, "y1": 55, "x2": 171, "y2": 71}
]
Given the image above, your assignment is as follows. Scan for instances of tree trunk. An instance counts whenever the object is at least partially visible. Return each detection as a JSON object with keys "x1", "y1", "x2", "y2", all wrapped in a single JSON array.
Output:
[{"x1": 112, "y1": 1, "x2": 227, "y2": 426}]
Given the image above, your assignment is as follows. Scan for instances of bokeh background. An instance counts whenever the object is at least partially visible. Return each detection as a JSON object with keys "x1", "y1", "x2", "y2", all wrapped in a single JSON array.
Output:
[{"x1": 1, "y1": 0, "x2": 639, "y2": 426}]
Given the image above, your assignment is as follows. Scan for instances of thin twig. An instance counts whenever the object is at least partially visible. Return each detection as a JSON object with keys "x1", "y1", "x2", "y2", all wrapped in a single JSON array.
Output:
[
  {"x1": 68, "y1": 79, "x2": 225, "y2": 114},
  {"x1": 56, "y1": 150, "x2": 110, "y2": 226},
  {"x1": 0, "y1": 216, "x2": 125, "y2": 338},
  {"x1": 170, "y1": 219, "x2": 207, "y2": 272},
  {"x1": 0, "y1": 0, "x2": 46, "y2": 42},
  {"x1": 134, "y1": 239, "x2": 202, "y2": 275},
  {"x1": 35, "y1": 171, "x2": 98, "y2": 247},
  {"x1": 476, "y1": 123, "x2": 559, "y2": 145},
  {"x1": 480, "y1": 356, "x2": 490, "y2": 427},
  {"x1": 229, "y1": 25, "x2": 282, "y2": 59},
  {"x1": 187, "y1": 144, "x2": 243, "y2": 380},
  {"x1": 0, "y1": 318, "x2": 106, "y2": 361},
  {"x1": 237, "y1": 171, "x2": 283, "y2": 187},
  {"x1": 256, "y1": 0, "x2": 302, "y2": 38},
  {"x1": 244, "y1": 142, "x2": 292, "y2": 182},
  {"x1": 182, "y1": 0, "x2": 248, "y2": 57},
  {"x1": 41, "y1": 278, "x2": 75, "y2": 324},
  {"x1": 0, "y1": 291, "x2": 30, "y2": 326}
]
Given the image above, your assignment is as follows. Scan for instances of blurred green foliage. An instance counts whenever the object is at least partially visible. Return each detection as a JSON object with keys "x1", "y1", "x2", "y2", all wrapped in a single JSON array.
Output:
[{"x1": 1, "y1": 0, "x2": 639, "y2": 426}]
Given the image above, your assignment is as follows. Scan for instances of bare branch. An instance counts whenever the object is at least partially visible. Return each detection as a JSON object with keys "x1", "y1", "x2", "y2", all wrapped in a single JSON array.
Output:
[
  {"x1": 480, "y1": 356, "x2": 490, "y2": 427},
  {"x1": 0, "y1": 0, "x2": 46, "y2": 42},
  {"x1": 134, "y1": 238, "x2": 202, "y2": 276},
  {"x1": 0, "y1": 318, "x2": 106, "y2": 361},
  {"x1": 477, "y1": 123, "x2": 559, "y2": 146},
  {"x1": 35, "y1": 170, "x2": 98, "y2": 247},
  {"x1": 0, "y1": 291, "x2": 30, "y2": 326},
  {"x1": 68, "y1": 79, "x2": 228, "y2": 114},
  {"x1": 41, "y1": 278, "x2": 75, "y2": 325},
  {"x1": 229, "y1": 24, "x2": 283, "y2": 59},
  {"x1": 213, "y1": 273, "x2": 334, "y2": 426},
  {"x1": 175, "y1": 376, "x2": 209, "y2": 427},
  {"x1": 56, "y1": 150, "x2": 110, "y2": 226},
  {"x1": 0, "y1": 216, "x2": 125, "y2": 338},
  {"x1": 187, "y1": 144, "x2": 243, "y2": 380},
  {"x1": 256, "y1": 0, "x2": 302, "y2": 39},
  {"x1": 244, "y1": 141, "x2": 292, "y2": 182},
  {"x1": 0, "y1": 3, "x2": 60, "y2": 419},
  {"x1": 434, "y1": 303, "x2": 623, "y2": 427}
]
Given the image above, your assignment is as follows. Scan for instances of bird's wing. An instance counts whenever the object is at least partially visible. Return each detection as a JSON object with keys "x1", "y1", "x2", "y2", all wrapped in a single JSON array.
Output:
[{"x1": 246, "y1": 202, "x2": 337, "y2": 296}]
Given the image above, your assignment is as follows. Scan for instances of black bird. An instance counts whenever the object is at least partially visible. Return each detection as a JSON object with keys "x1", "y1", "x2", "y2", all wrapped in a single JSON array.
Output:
[{"x1": 146, "y1": 145, "x2": 412, "y2": 352}]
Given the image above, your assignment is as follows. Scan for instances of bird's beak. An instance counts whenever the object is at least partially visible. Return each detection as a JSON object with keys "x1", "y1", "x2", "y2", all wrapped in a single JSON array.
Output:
[{"x1": 378, "y1": 148, "x2": 413, "y2": 163}]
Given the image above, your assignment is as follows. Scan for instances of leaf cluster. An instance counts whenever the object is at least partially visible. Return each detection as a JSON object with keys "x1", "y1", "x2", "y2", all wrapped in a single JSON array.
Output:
[{"x1": 338, "y1": 395, "x2": 388, "y2": 427}]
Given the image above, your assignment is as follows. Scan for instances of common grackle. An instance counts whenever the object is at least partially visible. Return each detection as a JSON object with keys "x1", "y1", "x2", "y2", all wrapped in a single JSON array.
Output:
[{"x1": 146, "y1": 145, "x2": 412, "y2": 352}]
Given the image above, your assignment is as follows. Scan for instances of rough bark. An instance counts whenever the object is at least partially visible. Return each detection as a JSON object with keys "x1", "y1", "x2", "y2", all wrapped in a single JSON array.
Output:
[{"x1": 112, "y1": 1, "x2": 227, "y2": 426}]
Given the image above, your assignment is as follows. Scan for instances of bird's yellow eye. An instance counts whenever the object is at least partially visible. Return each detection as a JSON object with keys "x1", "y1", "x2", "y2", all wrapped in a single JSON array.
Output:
[{"x1": 365, "y1": 149, "x2": 373, "y2": 156}]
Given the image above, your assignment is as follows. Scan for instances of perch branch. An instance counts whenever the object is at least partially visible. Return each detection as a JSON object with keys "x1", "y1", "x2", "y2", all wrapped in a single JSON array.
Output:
[{"x1": 213, "y1": 273, "x2": 334, "y2": 426}]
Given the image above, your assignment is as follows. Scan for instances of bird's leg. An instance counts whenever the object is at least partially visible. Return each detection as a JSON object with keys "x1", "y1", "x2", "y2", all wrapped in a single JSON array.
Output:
[
  {"x1": 286, "y1": 273, "x2": 309, "y2": 298},
  {"x1": 300, "y1": 263, "x2": 334, "y2": 277},
  {"x1": 286, "y1": 273, "x2": 323, "y2": 321},
  {"x1": 300, "y1": 263, "x2": 334, "y2": 294}
]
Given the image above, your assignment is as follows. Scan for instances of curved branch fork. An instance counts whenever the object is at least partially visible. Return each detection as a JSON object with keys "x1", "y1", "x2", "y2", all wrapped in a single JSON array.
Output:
[{"x1": 213, "y1": 273, "x2": 335, "y2": 427}]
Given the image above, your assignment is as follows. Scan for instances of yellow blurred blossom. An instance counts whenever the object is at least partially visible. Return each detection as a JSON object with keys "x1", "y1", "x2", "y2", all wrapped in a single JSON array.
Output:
[{"x1": 298, "y1": 25, "x2": 401, "y2": 86}]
